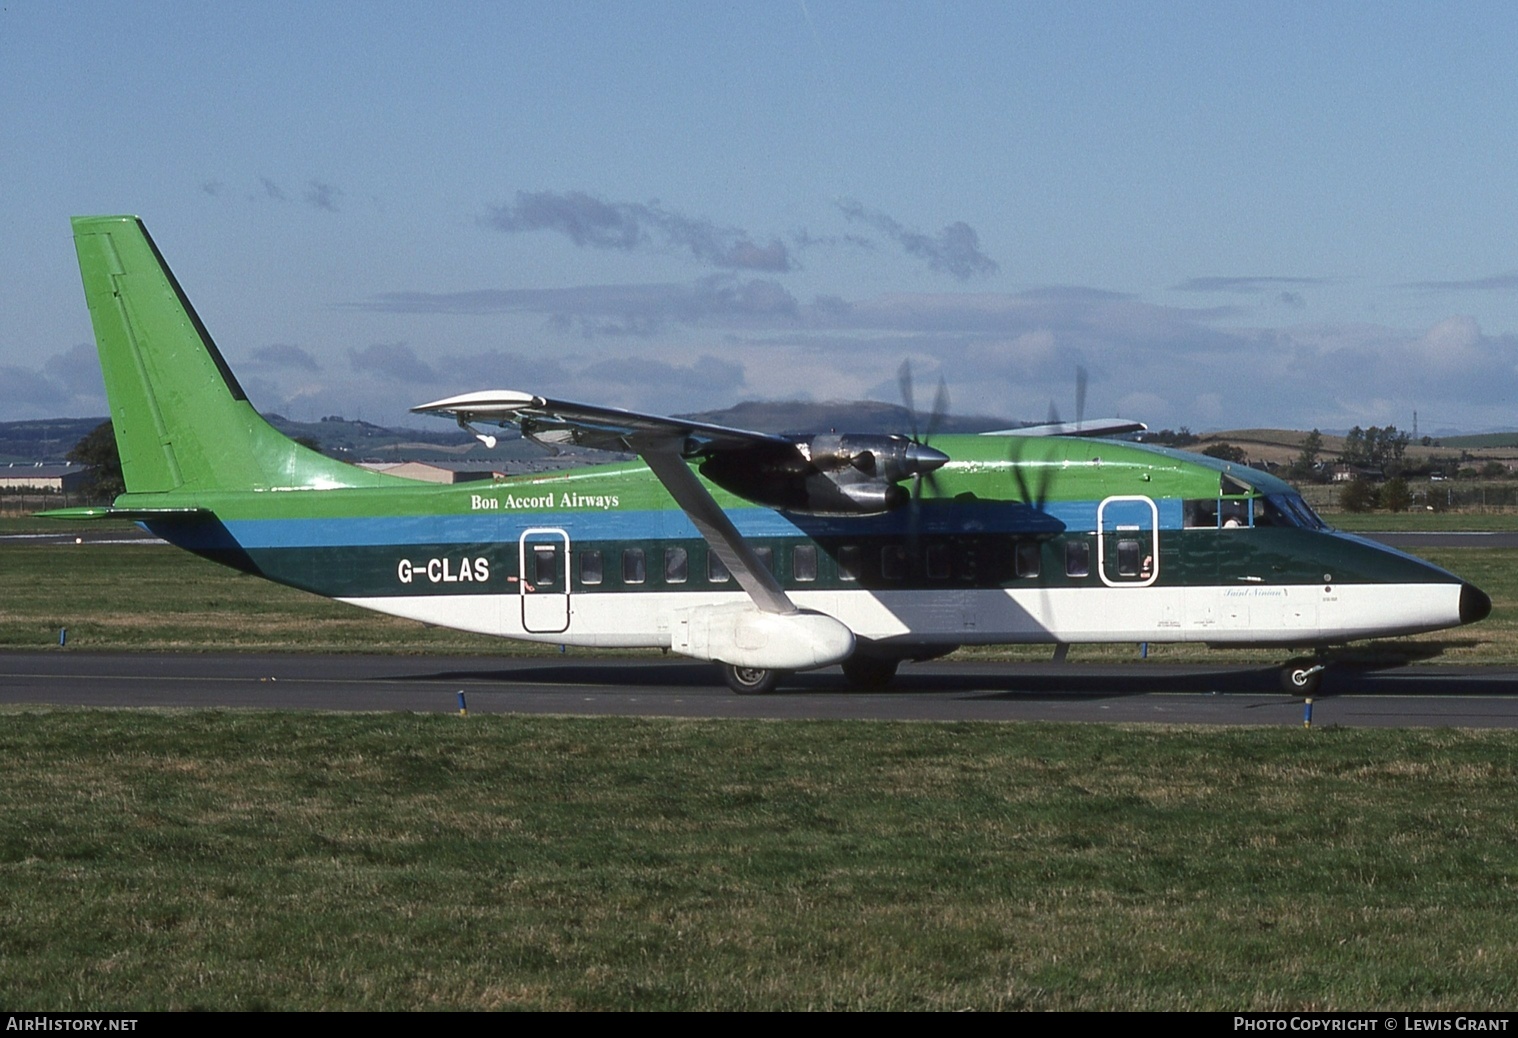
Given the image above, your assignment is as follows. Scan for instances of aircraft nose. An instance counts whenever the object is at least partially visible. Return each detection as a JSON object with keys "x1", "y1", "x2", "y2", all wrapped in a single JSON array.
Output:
[{"x1": 1460, "y1": 583, "x2": 1492, "y2": 625}]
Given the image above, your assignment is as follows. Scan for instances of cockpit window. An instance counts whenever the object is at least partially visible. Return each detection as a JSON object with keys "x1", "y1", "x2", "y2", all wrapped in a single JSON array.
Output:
[
  {"x1": 1219, "y1": 498, "x2": 1250, "y2": 528},
  {"x1": 1188, "y1": 491, "x2": 1327, "y2": 531},
  {"x1": 1261, "y1": 493, "x2": 1328, "y2": 530},
  {"x1": 1184, "y1": 499, "x2": 1219, "y2": 529},
  {"x1": 1185, "y1": 497, "x2": 1251, "y2": 528}
]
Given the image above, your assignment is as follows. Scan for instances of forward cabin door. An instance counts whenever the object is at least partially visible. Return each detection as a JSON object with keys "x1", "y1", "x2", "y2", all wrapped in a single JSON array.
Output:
[
  {"x1": 519, "y1": 527, "x2": 571, "y2": 634},
  {"x1": 1097, "y1": 495, "x2": 1159, "y2": 588},
  {"x1": 1097, "y1": 495, "x2": 1164, "y2": 634}
]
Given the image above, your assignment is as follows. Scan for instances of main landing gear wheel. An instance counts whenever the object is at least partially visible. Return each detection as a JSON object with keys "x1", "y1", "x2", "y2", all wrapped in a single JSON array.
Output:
[
  {"x1": 1281, "y1": 657, "x2": 1326, "y2": 695},
  {"x1": 840, "y1": 655, "x2": 900, "y2": 689},
  {"x1": 722, "y1": 663, "x2": 785, "y2": 695}
]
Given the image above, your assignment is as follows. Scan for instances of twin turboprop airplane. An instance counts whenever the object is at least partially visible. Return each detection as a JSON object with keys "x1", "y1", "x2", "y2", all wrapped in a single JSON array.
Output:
[{"x1": 48, "y1": 215, "x2": 1491, "y2": 694}]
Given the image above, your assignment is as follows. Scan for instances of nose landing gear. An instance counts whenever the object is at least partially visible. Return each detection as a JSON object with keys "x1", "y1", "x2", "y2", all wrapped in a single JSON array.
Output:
[{"x1": 1280, "y1": 656, "x2": 1327, "y2": 695}]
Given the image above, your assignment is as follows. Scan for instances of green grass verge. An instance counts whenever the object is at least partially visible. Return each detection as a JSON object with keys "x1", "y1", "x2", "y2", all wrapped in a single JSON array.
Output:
[
  {"x1": 2, "y1": 711, "x2": 1516, "y2": 1010},
  {"x1": 1326, "y1": 512, "x2": 1518, "y2": 532}
]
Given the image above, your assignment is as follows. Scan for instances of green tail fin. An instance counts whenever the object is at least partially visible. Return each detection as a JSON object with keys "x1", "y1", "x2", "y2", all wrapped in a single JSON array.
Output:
[{"x1": 72, "y1": 215, "x2": 395, "y2": 495}]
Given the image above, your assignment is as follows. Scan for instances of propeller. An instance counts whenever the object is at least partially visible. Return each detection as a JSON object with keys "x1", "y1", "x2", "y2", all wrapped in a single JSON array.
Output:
[
  {"x1": 1010, "y1": 365, "x2": 1089, "y2": 519},
  {"x1": 897, "y1": 360, "x2": 954, "y2": 554}
]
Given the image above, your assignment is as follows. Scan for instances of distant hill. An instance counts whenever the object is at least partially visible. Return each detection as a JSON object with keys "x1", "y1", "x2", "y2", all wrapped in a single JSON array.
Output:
[
  {"x1": 0, "y1": 414, "x2": 491, "y2": 464},
  {"x1": 0, "y1": 417, "x2": 107, "y2": 464},
  {"x1": 1436, "y1": 432, "x2": 1518, "y2": 449}
]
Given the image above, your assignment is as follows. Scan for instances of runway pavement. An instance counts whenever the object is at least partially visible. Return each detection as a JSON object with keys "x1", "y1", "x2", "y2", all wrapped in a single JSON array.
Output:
[{"x1": 3, "y1": 651, "x2": 1516, "y2": 728}]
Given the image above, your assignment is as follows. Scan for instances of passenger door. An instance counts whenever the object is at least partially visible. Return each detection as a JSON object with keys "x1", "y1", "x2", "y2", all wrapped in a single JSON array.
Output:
[
  {"x1": 1097, "y1": 495, "x2": 1158, "y2": 588},
  {"x1": 518, "y1": 527, "x2": 570, "y2": 634}
]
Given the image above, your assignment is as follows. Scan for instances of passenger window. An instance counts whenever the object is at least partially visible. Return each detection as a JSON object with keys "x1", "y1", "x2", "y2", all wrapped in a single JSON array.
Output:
[
  {"x1": 882, "y1": 544, "x2": 908, "y2": 581},
  {"x1": 793, "y1": 545, "x2": 817, "y2": 582},
  {"x1": 708, "y1": 551, "x2": 731, "y2": 583},
  {"x1": 580, "y1": 549, "x2": 603, "y2": 586},
  {"x1": 1015, "y1": 541, "x2": 1041, "y2": 578},
  {"x1": 1117, "y1": 539, "x2": 1140, "y2": 577},
  {"x1": 753, "y1": 546, "x2": 773, "y2": 573},
  {"x1": 664, "y1": 546, "x2": 688, "y2": 583},
  {"x1": 926, "y1": 542, "x2": 951, "y2": 580},
  {"x1": 1065, "y1": 541, "x2": 1089, "y2": 578},
  {"x1": 837, "y1": 545, "x2": 861, "y2": 581},
  {"x1": 623, "y1": 548, "x2": 646, "y2": 584},
  {"x1": 533, "y1": 545, "x2": 556, "y2": 586}
]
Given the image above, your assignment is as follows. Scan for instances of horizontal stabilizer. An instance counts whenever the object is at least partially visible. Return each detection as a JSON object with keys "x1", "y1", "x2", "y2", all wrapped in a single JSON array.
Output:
[{"x1": 35, "y1": 506, "x2": 212, "y2": 521}]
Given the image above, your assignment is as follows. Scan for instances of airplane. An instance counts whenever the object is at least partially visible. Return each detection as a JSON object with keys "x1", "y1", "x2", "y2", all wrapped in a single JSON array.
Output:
[{"x1": 44, "y1": 215, "x2": 1491, "y2": 696}]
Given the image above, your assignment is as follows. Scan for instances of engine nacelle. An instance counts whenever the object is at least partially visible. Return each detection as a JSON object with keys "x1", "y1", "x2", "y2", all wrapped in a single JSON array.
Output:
[
  {"x1": 669, "y1": 604, "x2": 856, "y2": 670},
  {"x1": 697, "y1": 434, "x2": 947, "y2": 516}
]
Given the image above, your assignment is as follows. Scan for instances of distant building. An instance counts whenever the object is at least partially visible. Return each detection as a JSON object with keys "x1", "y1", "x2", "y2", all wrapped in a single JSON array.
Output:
[
  {"x1": 1330, "y1": 463, "x2": 1383, "y2": 483},
  {"x1": 0, "y1": 462, "x2": 91, "y2": 493},
  {"x1": 357, "y1": 461, "x2": 502, "y2": 484}
]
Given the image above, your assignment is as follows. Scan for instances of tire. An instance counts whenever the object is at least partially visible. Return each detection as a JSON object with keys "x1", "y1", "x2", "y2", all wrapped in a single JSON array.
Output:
[
  {"x1": 840, "y1": 655, "x2": 900, "y2": 689},
  {"x1": 722, "y1": 663, "x2": 783, "y2": 695},
  {"x1": 1280, "y1": 658, "x2": 1323, "y2": 695}
]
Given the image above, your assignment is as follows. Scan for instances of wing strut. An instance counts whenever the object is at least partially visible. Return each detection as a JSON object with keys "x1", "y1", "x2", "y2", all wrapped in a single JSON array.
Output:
[{"x1": 638, "y1": 441, "x2": 797, "y2": 616}]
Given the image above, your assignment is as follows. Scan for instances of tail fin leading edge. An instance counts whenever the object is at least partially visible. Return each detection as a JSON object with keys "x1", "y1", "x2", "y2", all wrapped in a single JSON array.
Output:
[{"x1": 72, "y1": 215, "x2": 392, "y2": 495}]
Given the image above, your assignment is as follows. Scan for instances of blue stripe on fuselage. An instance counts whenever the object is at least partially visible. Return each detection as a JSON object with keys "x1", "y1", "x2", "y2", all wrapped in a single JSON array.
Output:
[{"x1": 169, "y1": 497, "x2": 1184, "y2": 551}]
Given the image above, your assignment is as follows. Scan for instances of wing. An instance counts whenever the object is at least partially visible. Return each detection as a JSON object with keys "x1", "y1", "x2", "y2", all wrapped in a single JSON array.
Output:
[
  {"x1": 414, "y1": 390, "x2": 807, "y2": 615},
  {"x1": 413, "y1": 389, "x2": 949, "y2": 618},
  {"x1": 980, "y1": 417, "x2": 1148, "y2": 437},
  {"x1": 411, "y1": 390, "x2": 792, "y2": 456},
  {"x1": 413, "y1": 389, "x2": 949, "y2": 517}
]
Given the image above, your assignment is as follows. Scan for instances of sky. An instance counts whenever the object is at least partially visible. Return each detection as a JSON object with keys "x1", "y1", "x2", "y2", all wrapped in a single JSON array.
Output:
[{"x1": 4, "y1": 1, "x2": 1518, "y2": 436}]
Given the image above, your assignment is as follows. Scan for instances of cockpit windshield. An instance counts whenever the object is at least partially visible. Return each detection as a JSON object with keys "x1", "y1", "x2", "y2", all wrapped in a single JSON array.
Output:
[{"x1": 1257, "y1": 493, "x2": 1329, "y2": 530}]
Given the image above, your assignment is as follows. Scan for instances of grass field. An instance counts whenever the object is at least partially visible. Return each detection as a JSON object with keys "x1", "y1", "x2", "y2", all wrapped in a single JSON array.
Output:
[
  {"x1": 2, "y1": 712, "x2": 1517, "y2": 1010},
  {"x1": 1326, "y1": 511, "x2": 1518, "y2": 532}
]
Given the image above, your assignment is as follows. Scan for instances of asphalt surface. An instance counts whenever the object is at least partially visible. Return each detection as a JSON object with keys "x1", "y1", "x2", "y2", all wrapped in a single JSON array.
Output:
[{"x1": 3, "y1": 651, "x2": 1516, "y2": 728}]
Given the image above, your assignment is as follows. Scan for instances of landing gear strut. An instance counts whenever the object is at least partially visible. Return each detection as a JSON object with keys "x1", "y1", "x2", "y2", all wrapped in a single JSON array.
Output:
[
  {"x1": 722, "y1": 663, "x2": 786, "y2": 695},
  {"x1": 1280, "y1": 656, "x2": 1327, "y2": 695}
]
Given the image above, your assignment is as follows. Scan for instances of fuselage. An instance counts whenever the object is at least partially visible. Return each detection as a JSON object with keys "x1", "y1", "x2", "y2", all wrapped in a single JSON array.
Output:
[{"x1": 138, "y1": 435, "x2": 1490, "y2": 654}]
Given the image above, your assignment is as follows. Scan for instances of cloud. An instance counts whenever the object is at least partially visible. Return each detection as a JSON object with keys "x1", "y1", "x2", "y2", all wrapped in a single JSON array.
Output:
[
  {"x1": 481, "y1": 190, "x2": 793, "y2": 272},
  {"x1": 361, "y1": 274, "x2": 802, "y2": 335},
  {"x1": 304, "y1": 181, "x2": 342, "y2": 212},
  {"x1": 1171, "y1": 276, "x2": 1329, "y2": 293},
  {"x1": 579, "y1": 353, "x2": 745, "y2": 396},
  {"x1": 791, "y1": 228, "x2": 876, "y2": 252},
  {"x1": 0, "y1": 366, "x2": 72, "y2": 414},
  {"x1": 0, "y1": 345, "x2": 107, "y2": 421},
  {"x1": 346, "y1": 343, "x2": 441, "y2": 384},
  {"x1": 249, "y1": 344, "x2": 322, "y2": 372},
  {"x1": 835, "y1": 200, "x2": 999, "y2": 281},
  {"x1": 1403, "y1": 273, "x2": 1518, "y2": 292},
  {"x1": 43, "y1": 342, "x2": 105, "y2": 397},
  {"x1": 329, "y1": 266, "x2": 1518, "y2": 432}
]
